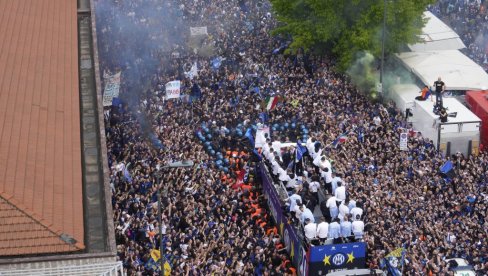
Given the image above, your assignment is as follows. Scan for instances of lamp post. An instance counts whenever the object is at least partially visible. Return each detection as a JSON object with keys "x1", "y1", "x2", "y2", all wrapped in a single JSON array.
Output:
[
  {"x1": 155, "y1": 160, "x2": 194, "y2": 276},
  {"x1": 380, "y1": 0, "x2": 387, "y2": 98}
]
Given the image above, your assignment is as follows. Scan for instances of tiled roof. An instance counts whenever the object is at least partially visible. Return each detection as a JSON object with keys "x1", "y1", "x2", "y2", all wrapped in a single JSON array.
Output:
[
  {"x1": 0, "y1": 196, "x2": 83, "y2": 255},
  {"x1": 0, "y1": 0, "x2": 84, "y2": 255}
]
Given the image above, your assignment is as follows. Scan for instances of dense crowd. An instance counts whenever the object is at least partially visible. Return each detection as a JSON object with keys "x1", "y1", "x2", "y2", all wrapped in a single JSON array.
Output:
[
  {"x1": 430, "y1": 0, "x2": 488, "y2": 72},
  {"x1": 95, "y1": 0, "x2": 488, "y2": 275}
]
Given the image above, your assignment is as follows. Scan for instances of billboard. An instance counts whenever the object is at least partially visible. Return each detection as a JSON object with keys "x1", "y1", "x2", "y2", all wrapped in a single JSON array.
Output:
[
  {"x1": 308, "y1": 242, "x2": 367, "y2": 275},
  {"x1": 260, "y1": 163, "x2": 309, "y2": 275}
]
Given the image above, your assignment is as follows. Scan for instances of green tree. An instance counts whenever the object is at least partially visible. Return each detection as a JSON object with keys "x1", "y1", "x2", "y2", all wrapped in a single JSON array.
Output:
[{"x1": 270, "y1": 0, "x2": 435, "y2": 70}]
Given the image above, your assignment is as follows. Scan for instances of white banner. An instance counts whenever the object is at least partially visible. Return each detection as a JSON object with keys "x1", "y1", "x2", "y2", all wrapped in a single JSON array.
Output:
[
  {"x1": 102, "y1": 72, "x2": 122, "y2": 106},
  {"x1": 190, "y1": 26, "x2": 208, "y2": 36},
  {"x1": 165, "y1": 80, "x2": 181, "y2": 100},
  {"x1": 399, "y1": 132, "x2": 408, "y2": 151}
]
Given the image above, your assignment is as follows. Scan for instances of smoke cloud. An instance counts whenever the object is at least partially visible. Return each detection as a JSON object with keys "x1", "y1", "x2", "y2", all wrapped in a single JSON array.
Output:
[{"x1": 346, "y1": 51, "x2": 379, "y2": 95}]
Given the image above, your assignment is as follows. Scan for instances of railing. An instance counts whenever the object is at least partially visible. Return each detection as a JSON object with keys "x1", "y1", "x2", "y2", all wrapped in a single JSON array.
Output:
[{"x1": 0, "y1": 261, "x2": 124, "y2": 276}]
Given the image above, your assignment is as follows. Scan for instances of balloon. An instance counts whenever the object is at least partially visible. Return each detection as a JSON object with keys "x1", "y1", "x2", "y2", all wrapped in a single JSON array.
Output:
[
  {"x1": 291, "y1": 123, "x2": 296, "y2": 128},
  {"x1": 224, "y1": 158, "x2": 230, "y2": 164},
  {"x1": 207, "y1": 134, "x2": 212, "y2": 139},
  {"x1": 223, "y1": 167, "x2": 229, "y2": 173},
  {"x1": 210, "y1": 150, "x2": 216, "y2": 156}
]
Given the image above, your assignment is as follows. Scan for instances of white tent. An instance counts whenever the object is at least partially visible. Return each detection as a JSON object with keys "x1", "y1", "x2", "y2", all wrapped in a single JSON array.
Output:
[
  {"x1": 408, "y1": 11, "x2": 465, "y2": 52},
  {"x1": 395, "y1": 50, "x2": 488, "y2": 91}
]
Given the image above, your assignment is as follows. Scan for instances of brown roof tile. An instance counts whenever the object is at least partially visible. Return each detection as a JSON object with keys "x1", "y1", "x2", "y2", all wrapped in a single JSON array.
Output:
[{"x1": 0, "y1": 0, "x2": 84, "y2": 256}]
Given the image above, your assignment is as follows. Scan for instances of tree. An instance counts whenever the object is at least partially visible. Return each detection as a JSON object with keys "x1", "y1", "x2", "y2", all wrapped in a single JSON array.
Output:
[{"x1": 270, "y1": 0, "x2": 435, "y2": 70}]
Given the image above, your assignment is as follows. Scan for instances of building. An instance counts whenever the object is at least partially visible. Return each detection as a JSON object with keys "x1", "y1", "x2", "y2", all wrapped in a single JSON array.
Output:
[{"x1": 0, "y1": 0, "x2": 120, "y2": 274}]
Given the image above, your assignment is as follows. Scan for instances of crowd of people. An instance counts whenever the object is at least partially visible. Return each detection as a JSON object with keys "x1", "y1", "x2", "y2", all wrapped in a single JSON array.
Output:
[
  {"x1": 95, "y1": 0, "x2": 487, "y2": 275},
  {"x1": 430, "y1": 0, "x2": 488, "y2": 72}
]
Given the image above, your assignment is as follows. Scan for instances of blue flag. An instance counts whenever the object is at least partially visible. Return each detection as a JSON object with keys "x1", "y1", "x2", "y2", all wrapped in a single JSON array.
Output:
[
  {"x1": 245, "y1": 128, "x2": 255, "y2": 147},
  {"x1": 191, "y1": 83, "x2": 202, "y2": 100},
  {"x1": 252, "y1": 149, "x2": 262, "y2": 161},
  {"x1": 259, "y1": 112, "x2": 268, "y2": 123},
  {"x1": 296, "y1": 142, "x2": 307, "y2": 161},
  {"x1": 123, "y1": 166, "x2": 132, "y2": 183}
]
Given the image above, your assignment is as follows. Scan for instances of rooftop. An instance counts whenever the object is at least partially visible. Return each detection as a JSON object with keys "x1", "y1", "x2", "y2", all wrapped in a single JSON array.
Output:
[{"x1": 0, "y1": 0, "x2": 84, "y2": 256}]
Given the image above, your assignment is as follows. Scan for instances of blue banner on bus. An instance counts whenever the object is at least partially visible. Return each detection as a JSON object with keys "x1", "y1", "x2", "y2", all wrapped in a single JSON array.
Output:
[{"x1": 309, "y1": 242, "x2": 367, "y2": 274}]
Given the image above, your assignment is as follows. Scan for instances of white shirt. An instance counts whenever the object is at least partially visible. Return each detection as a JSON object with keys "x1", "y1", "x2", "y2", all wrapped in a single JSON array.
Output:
[
  {"x1": 321, "y1": 170, "x2": 333, "y2": 183},
  {"x1": 304, "y1": 223, "x2": 317, "y2": 240},
  {"x1": 271, "y1": 141, "x2": 281, "y2": 156},
  {"x1": 306, "y1": 138, "x2": 316, "y2": 154},
  {"x1": 335, "y1": 186, "x2": 346, "y2": 201},
  {"x1": 293, "y1": 205, "x2": 302, "y2": 219},
  {"x1": 316, "y1": 222, "x2": 329, "y2": 238},
  {"x1": 338, "y1": 203, "x2": 350, "y2": 222},
  {"x1": 351, "y1": 207, "x2": 363, "y2": 221},
  {"x1": 300, "y1": 208, "x2": 315, "y2": 223},
  {"x1": 331, "y1": 176, "x2": 342, "y2": 194},
  {"x1": 313, "y1": 155, "x2": 322, "y2": 167},
  {"x1": 289, "y1": 194, "x2": 302, "y2": 212},
  {"x1": 352, "y1": 220, "x2": 365, "y2": 234},
  {"x1": 326, "y1": 196, "x2": 338, "y2": 209},
  {"x1": 309, "y1": 181, "x2": 320, "y2": 193}
]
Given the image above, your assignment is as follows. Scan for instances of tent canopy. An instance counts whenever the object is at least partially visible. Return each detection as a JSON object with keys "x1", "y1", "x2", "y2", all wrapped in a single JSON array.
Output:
[
  {"x1": 395, "y1": 50, "x2": 488, "y2": 91},
  {"x1": 408, "y1": 11, "x2": 466, "y2": 52}
]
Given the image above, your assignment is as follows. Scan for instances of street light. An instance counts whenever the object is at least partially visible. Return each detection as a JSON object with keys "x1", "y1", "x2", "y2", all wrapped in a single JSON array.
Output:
[
  {"x1": 380, "y1": 0, "x2": 387, "y2": 98},
  {"x1": 155, "y1": 160, "x2": 194, "y2": 276}
]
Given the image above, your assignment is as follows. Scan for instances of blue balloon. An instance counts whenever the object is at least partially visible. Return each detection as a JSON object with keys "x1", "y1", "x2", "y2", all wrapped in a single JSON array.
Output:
[
  {"x1": 284, "y1": 123, "x2": 289, "y2": 128},
  {"x1": 224, "y1": 158, "x2": 230, "y2": 164},
  {"x1": 291, "y1": 123, "x2": 296, "y2": 128},
  {"x1": 280, "y1": 126, "x2": 285, "y2": 131},
  {"x1": 303, "y1": 129, "x2": 309, "y2": 134},
  {"x1": 210, "y1": 150, "x2": 216, "y2": 156},
  {"x1": 237, "y1": 131, "x2": 243, "y2": 136},
  {"x1": 272, "y1": 127, "x2": 277, "y2": 131},
  {"x1": 204, "y1": 141, "x2": 211, "y2": 146},
  {"x1": 199, "y1": 136, "x2": 206, "y2": 142},
  {"x1": 223, "y1": 167, "x2": 229, "y2": 173},
  {"x1": 207, "y1": 134, "x2": 212, "y2": 139}
]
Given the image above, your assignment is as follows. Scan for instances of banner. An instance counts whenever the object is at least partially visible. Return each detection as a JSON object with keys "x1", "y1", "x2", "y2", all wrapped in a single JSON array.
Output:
[
  {"x1": 102, "y1": 72, "x2": 121, "y2": 106},
  {"x1": 308, "y1": 242, "x2": 367, "y2": 275},
  {"x1": 399, "y1": 132, "x2": 408, "y2": 151},
  {"x1": 165, "y1": 81, "x2": 181, "y2": 100},
  {"x1": 260, "y1": 163, "x2": 308, "y2": 275},
  {"x1": 190, "y1": 26, "x2": 208, "y2": 36}
]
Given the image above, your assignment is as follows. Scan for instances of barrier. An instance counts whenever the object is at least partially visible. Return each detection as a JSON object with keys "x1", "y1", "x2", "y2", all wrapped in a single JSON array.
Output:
[{"x1": 260, "y1": 163, "x2": 309, "y2": 275}]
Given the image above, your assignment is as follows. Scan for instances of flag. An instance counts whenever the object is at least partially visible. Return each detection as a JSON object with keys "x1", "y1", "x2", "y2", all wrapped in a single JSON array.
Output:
[
  {"x1": 332, "y1": 132, "x2": 349, "y2": 148},
  {"x1": 123, "y1": 166, "x2": 132, "y2": 183},
  {"x1": 184, "y1": 62, "x2": 198, "y2": 80},
  {"x1": 380, "y1": 247, "x2": 406, "y2": 276},
  {"x1": 252, "y1": 149, "x2": 262, "y2": 161},
  {"x1": 259, "y1": 112, "x2": 268, "y2": 123},
  {"x1": 296, "y1": 142, "x2": 307, "y2": 161},
  {"x1": 148, "y1": 249, "x2": 172, "y2": 276},
  {"x1": 245, "y1": 128, "x2": 255, "y2": 147},
  {"x1": 265, "y1": 96, "x2": 279, "y2": 110},
  {"x1": 191, "y1": 83, "x2": 202, "y2": 100}
]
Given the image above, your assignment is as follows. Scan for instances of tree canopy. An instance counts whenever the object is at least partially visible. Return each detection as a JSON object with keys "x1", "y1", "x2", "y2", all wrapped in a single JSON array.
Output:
[{"x1": 270, "y1": 0, "x2": 435, "y2": 70}]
